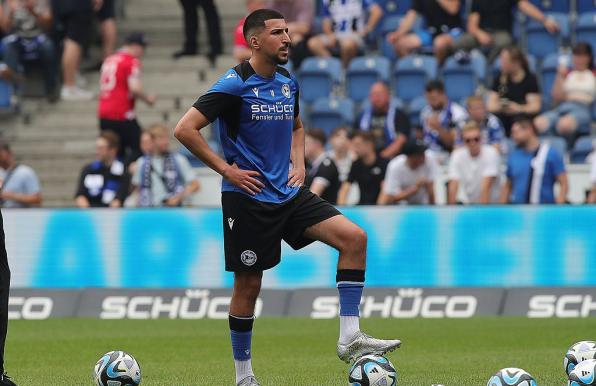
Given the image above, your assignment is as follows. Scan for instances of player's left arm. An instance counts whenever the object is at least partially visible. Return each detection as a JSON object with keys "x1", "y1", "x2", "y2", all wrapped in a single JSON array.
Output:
[{"x1": 288, "y1": 116, "x2": 306, "y2": 188}]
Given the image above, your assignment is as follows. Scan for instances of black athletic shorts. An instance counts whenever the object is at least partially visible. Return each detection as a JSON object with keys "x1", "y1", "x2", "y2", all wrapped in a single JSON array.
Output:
[
  {"x1": 96, "y1": 0, "x2": 115, "y2": 21},
  {"x1": 222, "y1": 187, "x2": 341, "y2": 272},
  {"x1": 57, "y1": 10, "x2": 94, "y2": 46}
]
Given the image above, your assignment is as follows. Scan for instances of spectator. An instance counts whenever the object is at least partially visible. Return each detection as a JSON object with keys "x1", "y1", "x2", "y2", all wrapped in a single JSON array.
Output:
[
  {"x1": 378, "y1": 139, "x2": 438, "y2": 205},
  {"x1": 305, "y1": 129, "x2": 341, "y2": 204},
  {"x1": 307, "y1": 0, "x2": 383, "y2": 68},
  {"x1": 501, "y1": 117, "x2": 568, "y2": 204},
  {"x1": 420, "y1": 80, "x2": 468, "y2": 160},
  {"x1": 53, "y1": 0, "x2": 96, "y2": 101},
  {"x1": 589, "y1": 153, "x2": 596, "y2": 204},
  {"x1": 269, "y1": 0, "x2": 314, "y2": 67},
  {"x1": 0, "y1": 0, "x2": 57, "y2": 101},
  {"x1": 75, "y1": 131, "x2": 130, "y2": 208},
  {"x1": 356, "y1": 81, "x2": 411, "y2": 159},
  {"x1": 448, "y1": 121, "x2": 501, "y2": 204},
  {"x1": 132, "y1": 124, "x2": 200, "y2": 207},
  {"x1": 487, "y1": 45, "x2": 541, "y2": 136},
  {"x1": 328, "y1": 126, "x2": 354, "y2": 182},
  {"x1": 457, "y1": 0, "x2": 559, "y2": 62},
  {"x1": 98, "y1": 31, "x2": 156, "y2": 165},
  {"x1": 128, "y1": 129, "x2": 155, "y2": 176},
  {"x1": 387, "y1": 0, "x2": 463, "y2": 64},
  {"x1": 233, "y1": 0, "x2": 265, "y2": 63},
  {"x1": 172, "y1": 0, "x2": 222, "y2": 66},
  {"x1": 534, "y1": 43, "x2": 596, "y2": 139},
  {"x1": 463, "y1": 95, "x2": 505, "y2": 153},
  {"x1": 337, "y1": 131, "x2": 388, "y2": 205},
  {"x1": 0, "y1": 140, "x2": 42, "y2": 208}
]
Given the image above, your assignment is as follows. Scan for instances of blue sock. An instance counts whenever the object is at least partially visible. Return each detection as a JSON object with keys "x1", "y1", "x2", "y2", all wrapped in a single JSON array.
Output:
[
  {"x1": 337, "y1": 269, "x2": 365, "y2": 343},
  {"x1": 229, "y1": 315, "x2": 255, "y2": 383}
]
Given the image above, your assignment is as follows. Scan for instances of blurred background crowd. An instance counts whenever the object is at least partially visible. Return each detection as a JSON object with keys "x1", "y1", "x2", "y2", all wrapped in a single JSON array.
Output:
[{"x1": 0, "y1": 0, "x2": 594, "y2": 208}]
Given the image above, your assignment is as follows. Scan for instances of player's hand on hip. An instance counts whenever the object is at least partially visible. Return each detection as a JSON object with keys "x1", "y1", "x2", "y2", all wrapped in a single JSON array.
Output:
[
  {"x1": 223, "y1": 163, "x2": 265, "y2": 195},
  {"x1": 287, "y1": 166, "x2": 305, "y2": 188}
]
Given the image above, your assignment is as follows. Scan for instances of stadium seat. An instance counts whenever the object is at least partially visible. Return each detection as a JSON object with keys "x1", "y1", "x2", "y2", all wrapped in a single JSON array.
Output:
[
  {"x1": 309, "y1": 97, "x2": 355, "y2": 136},
  {"x1": 407, "y1": 96, "x2": 427, "y2": 127},
  {"x1": 0, "y1": 79, "x2": 13, "y2": 109},
  {"x1": 528, "y1": 0, "x2": 570, "y2": 13},
  {"x1": 538, "y1": 53, "x2": 568, "y2": 108},
  {"x1": 577, "y1": 0, "x2": 596, "y2": 14},
  {"x1": 575, "y1": 13, "x2": 596, "y2": 55},
  {"x1": 541, "y1": 136, "x2": 567, "y2": 157},
  {"x1": 378, "y1": 0, "x2": 412, "y2": 15},
  {"x1": 298, "y1": 57, "x2": 342, "y2": 104},
  {"x1": 441, "y1": 52, "x2": 486, "y2": 102},
  {"x1": 570, "y1": 136, "x2": 594, "y2": 163},
  {"x1": 346, "y1": 56, "x2": 391, "y2": 103},
  {"x1": 525, "y1": 13, "x2": 569, "y2": 60},
  {"x1": 393, "y1": 55, "x2": 438, "y2": 103}
]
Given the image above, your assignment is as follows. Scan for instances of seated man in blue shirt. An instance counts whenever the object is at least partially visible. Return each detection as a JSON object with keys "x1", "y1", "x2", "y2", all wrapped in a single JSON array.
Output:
[{"x1": 501, "y1": 116, "x2": 568, "y2": 204}]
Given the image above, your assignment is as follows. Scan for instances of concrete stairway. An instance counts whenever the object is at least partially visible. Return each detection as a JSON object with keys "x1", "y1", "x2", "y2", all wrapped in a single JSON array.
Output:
[{"x1": 2, "y1": 0, "x2": 245, "y2": 207}]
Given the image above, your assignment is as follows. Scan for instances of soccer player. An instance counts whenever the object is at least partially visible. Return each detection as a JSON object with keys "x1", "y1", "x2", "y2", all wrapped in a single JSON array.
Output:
[
  {"x1": 0, "y1": 211, "x2": 16, "y2": 385},
  {"x1": 174, "y1": 9, "x2": 401, "y2": 386}
]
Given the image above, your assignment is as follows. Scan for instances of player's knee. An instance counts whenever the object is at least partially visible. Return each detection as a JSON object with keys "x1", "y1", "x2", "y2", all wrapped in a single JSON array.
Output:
[
  {"x1": 556, "y1": 116, "x2": 577, "y2": 135},
  {"x1": 347, "y1": 227, "x2": 367, "y2": 255}
]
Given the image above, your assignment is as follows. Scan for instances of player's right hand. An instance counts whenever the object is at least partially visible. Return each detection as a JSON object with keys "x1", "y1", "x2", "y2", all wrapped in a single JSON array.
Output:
[{"x1": 223, "y1": 163, "x2": 265, "y2": 195}]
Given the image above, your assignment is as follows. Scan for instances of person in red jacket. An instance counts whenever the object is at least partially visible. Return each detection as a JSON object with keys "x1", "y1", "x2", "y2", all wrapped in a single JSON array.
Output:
[{"x1": 98, "y1": 31, "x2": 156, "y2": 164}]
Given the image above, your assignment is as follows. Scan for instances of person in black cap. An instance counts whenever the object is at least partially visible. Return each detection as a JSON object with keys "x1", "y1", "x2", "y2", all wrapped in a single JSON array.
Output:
[
  {"x1": 378, "y1": 139, "x2": 439, "y2": 205},
  {"x1": 98, "y1": 31, "x2": 156, "y2": 165}
]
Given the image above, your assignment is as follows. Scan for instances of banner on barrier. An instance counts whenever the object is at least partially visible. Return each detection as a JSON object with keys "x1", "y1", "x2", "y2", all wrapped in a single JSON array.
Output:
[{"x1": 12, "y1": 287, "x2": 596, "y2": 320}]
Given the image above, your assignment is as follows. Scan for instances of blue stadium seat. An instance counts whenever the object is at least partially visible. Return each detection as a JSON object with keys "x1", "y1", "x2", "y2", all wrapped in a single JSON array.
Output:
[
  {"x1": 525, "y1": 13, "x2": 569, "y2": 60},
  {"x1": 309, "y1": 97, "x2": 355, "y2": 136},
  {"x1": 577, "y1": 0, "x2": 596, "y2": 14},
  {"x1": 378, "y1": 0, "x2": 412, "y2": 16},
  {"x1": 442, "y1": 58, "x2": 477, "y2": 102},
  {"x1": 0, "y1": 79, "x2": 13, "y2": 109},
  {"x1": 393, "y1": 55, "x2": 438, "y2": 103},
  {"x1": 407, "y1": 96, "x2": 427, "y2": 127},
  {"x1": 539, "y1": 53, "x2": 569, "y2": 107},
  {"x1": 380, "y1": 16, "x2": 402, "y2": 60},
  {"x1": 575, "y1": 13, "x2": 596, "y2": 55},
  {"x1": 570, "y1": 136, "x2": 594, "y2": 164},
  {"x1": 298, "y1": 57, "x2": 342, "y2": 104},
  {"x1": 593, "y1": 101, "x2": 596, "y2": 120},
  {"x1": 528, "y1": 0, "x2": 570, "y2": 13},
  {"x1": 346, "y1": 56, "x2": 391, "y2": 103},
  {"x1": 541, "y1": 136, "x2": 567, "y2": 158}
]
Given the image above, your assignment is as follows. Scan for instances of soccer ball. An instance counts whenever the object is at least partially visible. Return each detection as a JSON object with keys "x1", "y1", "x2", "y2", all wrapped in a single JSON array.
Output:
[
  {"x1": 568, "y1": 359, "x2": 596, "y2": 386},
  {"x1": 348, "y1": 354, "x2": 397, "y2": 386},
  {"x1": 487, "y1": 368, "x2": 537, "y2": 386},
  {"x1": 93, "y1": 350, "x2": 141, "y2": 386},
  {"x1": 565, "y1": 341, "x2": 596, "y2": 376}
]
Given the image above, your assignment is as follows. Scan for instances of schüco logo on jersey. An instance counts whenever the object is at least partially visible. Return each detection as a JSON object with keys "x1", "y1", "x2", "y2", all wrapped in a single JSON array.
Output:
[
  {"x1": 250, "y1": 102, "x2": 294, "y2": 121},
  {"x1": 99, "y1": 290, "x2": 264, "y2": 320},
  {"x1": 311, "y1": 289, "x2": 478, "y2": 319}
]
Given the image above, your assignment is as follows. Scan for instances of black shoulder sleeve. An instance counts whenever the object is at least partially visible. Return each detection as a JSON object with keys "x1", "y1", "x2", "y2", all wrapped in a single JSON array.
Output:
[
  {"x1": 294, "y1": 88, "x2": 300, "y2": 118},
  {"x1": 193, "y1": 92, "x2": 241, "y2": 123}
]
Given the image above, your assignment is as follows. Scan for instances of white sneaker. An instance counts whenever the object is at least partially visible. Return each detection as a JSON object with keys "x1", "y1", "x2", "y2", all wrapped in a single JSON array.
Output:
[
  {"x1": 61, "y1": 86, "x2": 94, "y2": 101},
  {"x1": 337, "y1": 331, "x2": 401, "y2": 363},
  {"x1": 236, "y1": 376, "x2": 260, "y2": 386},
  {"x1": 75, "y1": 71, "x2": 88, "y2": 88}
]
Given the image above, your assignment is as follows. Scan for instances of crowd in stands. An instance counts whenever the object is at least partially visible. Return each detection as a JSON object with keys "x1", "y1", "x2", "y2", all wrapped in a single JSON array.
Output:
[{"x1": 0, "y1": 0, "x2": 595, "y2": 208}]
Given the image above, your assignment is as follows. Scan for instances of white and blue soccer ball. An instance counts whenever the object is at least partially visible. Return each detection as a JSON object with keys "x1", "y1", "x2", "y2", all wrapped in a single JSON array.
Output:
[
  {"x1": 568, "y1": 359, "x2": 596, "y2": 386},
  {"x1": 487, "y1": 368, "x2": 537, "y2": 386},
  {"x1": 93, "y1": 350, "x2": 141, "y2": 386},
  {"x1": 348, "y1": 354, "x2": 397, "y2": 386},
  {"x1": 565, "y1": 341, "x2": 596, "y2": 376}
]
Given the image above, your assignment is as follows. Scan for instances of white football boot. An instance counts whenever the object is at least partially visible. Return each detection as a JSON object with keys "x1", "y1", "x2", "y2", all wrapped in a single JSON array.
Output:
[{"x1": 337, "y1": 331, "x2": 401, "y2": 363}]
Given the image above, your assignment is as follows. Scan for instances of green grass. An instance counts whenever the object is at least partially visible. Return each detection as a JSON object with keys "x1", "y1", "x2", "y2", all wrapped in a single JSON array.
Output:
[{"x1": 5, "y1": 317, "x2": 595, "y2": 385}]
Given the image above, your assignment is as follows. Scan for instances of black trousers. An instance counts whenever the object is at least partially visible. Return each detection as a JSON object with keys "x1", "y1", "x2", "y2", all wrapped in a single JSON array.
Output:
[
  {"x1": 179, "y1": 0, "x2": 222, "y2": 55},
  {"x1": 99, "y1": 118, "x2": 142, "y2": 165},
  {"x1": 0, "y1": 211, "x2": 10, "y2": 374}
]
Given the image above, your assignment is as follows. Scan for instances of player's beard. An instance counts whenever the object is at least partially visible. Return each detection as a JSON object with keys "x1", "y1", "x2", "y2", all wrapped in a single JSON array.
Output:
[{"x1": 273, "y1": 46, "x2": 289, "y2": 65}]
